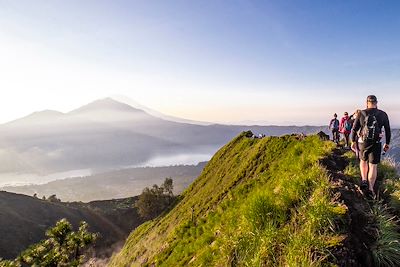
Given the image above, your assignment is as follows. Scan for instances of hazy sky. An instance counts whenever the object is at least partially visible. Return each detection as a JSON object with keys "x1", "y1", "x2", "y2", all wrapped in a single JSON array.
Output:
[{"x1": 0, "y1": 1, "x2": 399, "y2": 125}]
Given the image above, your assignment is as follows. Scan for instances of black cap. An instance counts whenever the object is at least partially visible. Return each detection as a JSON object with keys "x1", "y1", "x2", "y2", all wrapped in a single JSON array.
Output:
[{"x1": 367, "y1": 95, "x2": 378, "y2": 103}]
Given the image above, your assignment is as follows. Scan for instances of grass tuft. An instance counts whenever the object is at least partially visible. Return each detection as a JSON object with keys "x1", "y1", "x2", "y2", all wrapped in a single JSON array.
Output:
[{"x1": 371, "y1": 203, "x2": 400, "y2": 267}]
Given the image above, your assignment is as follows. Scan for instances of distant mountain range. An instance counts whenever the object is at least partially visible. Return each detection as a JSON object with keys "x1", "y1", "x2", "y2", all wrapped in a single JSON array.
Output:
[
  {"x1": 387, "y1": 129, "x2": 400, "y2": 167},
  {"x1": 0, "y1": 98, "x2": 326, "y2": 186}
]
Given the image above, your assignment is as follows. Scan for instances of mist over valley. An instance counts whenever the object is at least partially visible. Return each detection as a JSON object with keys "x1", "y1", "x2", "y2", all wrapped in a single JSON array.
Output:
[{"x1": 0, "y1": 98, "x2": 327, "y2": 191}]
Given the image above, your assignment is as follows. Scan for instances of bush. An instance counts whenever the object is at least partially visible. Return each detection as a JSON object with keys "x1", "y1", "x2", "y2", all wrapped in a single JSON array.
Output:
[{"x1": 0, "y1": 219, "x2": 97, "y2": 267}]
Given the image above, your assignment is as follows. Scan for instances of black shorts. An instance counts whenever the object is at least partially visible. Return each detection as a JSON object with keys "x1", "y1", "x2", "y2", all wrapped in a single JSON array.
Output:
[{"x1": 359, "y1": 142, "x2": 382, "y2": 164}]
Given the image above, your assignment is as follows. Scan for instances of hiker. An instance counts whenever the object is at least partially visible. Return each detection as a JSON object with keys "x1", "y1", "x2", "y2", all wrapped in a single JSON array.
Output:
[
  {"x1": 339, "y1": 112, "x2": 352, "y2": 148},
  {"x1": 329, "y1": 113, "x2": 340, "y2": 144},
  {"x1": 351, "y1": 95, "x2": 391, "y2": 198}
]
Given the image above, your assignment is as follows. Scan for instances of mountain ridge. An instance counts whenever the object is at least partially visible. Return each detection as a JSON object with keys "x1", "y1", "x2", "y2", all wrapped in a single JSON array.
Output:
[
  {"x1": 1, "y1": 97, "x2": 326, "y2": 127},
  {"x1": 4, "y1": 110, "x2": 66, "y2": 126},
  {"x1": 108, "y1": 132, "x2": 400, "y2": 266},
  {"x1": 109, "y1": 133, "x2": 342, "y2": 266},
  {"x1": 68, "y1": 97, "x2": 150, "y2": 116}
]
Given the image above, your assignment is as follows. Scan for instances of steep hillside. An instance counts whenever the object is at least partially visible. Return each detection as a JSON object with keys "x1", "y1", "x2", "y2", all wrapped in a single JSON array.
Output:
[
  {"x1": 109, "y1": 132, "x2": 400, "y2": 267},
  {"x1": 0, "y1": 192, "x2": 144, "y2": 260},
  {"x1": 109, "y1": 133, "x2": 346, "y2": 266}
]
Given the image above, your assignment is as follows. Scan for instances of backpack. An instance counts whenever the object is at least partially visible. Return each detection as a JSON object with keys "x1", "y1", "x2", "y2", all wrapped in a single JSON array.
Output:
[
  {"x1": 331, "y1": 119, "x2": 339, "y2": 129},
  {"x1": 344, "y1": 119, "x2": 352, "y2": 131},
  {"x1": 361, "y1": 111, "x2": 380, "y2": 143}
]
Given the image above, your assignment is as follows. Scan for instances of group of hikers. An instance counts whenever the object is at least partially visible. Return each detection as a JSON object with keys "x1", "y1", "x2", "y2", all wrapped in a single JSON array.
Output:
[
  {"x1": 329, "y1": 111, "x2": 356, "y2": 147},
  {"x1": 328, "y1": 95, "x2": 391, "y2": 199}
]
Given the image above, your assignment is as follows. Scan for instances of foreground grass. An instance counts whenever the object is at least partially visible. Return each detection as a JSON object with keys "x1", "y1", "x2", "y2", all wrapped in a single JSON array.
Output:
[
  {"x1": 373, "y1": 157, "x2": 400, "y2": 267},
  {"x1": 344, "y1": 152, "x2": 400, "y2": 267},
  {"x1": 109, "y1": 133, "x2": 346, "y2": 266},
  {"x1": 371, "y1": 203, "x2": 400, "y2": 267}
]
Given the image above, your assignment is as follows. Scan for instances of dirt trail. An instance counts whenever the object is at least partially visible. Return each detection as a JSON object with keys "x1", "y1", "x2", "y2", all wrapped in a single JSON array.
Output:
[{"x1": 321, "y1": 149, "x2": 378, "y2": 267}]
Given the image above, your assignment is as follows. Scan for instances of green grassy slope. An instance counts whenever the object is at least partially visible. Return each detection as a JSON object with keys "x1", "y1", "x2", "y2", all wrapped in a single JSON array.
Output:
[{"x1": 109, "y1": 132, "x2": 346, "y2": 266}]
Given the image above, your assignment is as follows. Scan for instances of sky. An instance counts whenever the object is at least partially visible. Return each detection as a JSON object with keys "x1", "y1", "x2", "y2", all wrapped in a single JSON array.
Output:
[{"x1": 0, "y1": 0, "x2": 399, "y2": 126}]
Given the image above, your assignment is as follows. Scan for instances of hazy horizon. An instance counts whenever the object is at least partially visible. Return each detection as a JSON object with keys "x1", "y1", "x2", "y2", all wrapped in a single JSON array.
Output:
[
  {"x1": 0, "y1": 96, "x2": 331, "y2": 127},
  {"x1": 0, "y1": 97, "x2": 328, "y2": 187},
  {"x1": 1, "y1": 96, "x2": 399, "y2": 128}
]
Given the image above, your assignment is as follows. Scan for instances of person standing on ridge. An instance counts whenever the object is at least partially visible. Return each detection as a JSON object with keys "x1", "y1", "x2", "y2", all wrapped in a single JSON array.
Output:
[
  {"x1": 340, "y1": 112, "x2": 352, "y2": 148},
  {"x1": 329, "y1": 113, "x2": 340, "y2": 144},
  {"x1": 351, "y1": 95, "x2": 391, "y2": 198}
]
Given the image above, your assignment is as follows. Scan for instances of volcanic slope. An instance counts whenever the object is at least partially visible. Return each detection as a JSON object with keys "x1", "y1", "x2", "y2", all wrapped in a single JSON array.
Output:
[{"x1": 109, "y1": 132, "x2": 400, "y2": 267}]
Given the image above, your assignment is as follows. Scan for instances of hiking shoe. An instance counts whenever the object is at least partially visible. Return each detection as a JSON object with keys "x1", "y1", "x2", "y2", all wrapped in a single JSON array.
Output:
[{"x1": 360, "y1": 180, "x2": 369, "y2": 192}]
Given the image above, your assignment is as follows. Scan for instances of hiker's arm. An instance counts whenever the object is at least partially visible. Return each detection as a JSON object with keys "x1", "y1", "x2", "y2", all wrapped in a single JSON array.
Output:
[
  {"x1": 383, "y1": 112, "x2": 391, "y2": 145},
  {"x1": 350, "y1": 118, "x2": 360, "y2": 152},
  {"x1": 351, "y1": 117, "x2": 361, "y2": 142}
]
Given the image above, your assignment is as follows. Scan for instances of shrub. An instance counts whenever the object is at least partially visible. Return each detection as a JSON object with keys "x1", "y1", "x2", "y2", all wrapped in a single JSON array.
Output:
[{"x1": 0, "y1": 219, "x2": 97, "y2": 267}]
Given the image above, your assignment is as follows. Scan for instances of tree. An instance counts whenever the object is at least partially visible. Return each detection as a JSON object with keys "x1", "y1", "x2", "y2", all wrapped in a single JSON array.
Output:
[
  {"x1": 0, "y1": 219, "x2": 98, "y2": 267},
  {"x1": 47, "y1": 194, "x2": 61, "y2": 202},
  {"x1": 162, "y1": 177, "x2": 174, "y2": 196},
  {"x1": 135, "y1": 178, "x2": 175, "y2": 220}
]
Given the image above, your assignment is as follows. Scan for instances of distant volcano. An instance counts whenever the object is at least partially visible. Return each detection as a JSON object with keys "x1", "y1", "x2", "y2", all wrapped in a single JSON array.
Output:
[{"x1": 0, "y1": 98, "x2": 325, "y2": 185}]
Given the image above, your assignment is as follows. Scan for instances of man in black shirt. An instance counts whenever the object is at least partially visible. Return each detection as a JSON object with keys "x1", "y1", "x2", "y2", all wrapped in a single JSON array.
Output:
[{"x1": 351, "y1": 95, "x2": 391, "y2": 197}]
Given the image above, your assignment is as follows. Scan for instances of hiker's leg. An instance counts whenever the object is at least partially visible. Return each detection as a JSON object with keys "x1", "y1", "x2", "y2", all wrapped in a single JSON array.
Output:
[
  {"x1": 360, "y1": 159, "x2": 368, "y2": 181},
  {"x1": 356, "y1": 142, "x2": 360, "y2": 159},
  {"x1": 367, "y1": 143, "x2": 382, "y2": 193},
  {"x1": 368, "y1": 163, "x2": 378, "y2": 192}
]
